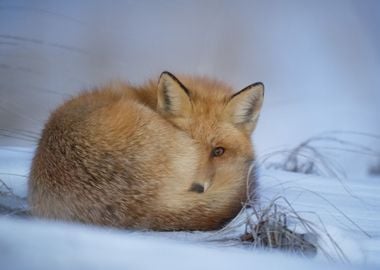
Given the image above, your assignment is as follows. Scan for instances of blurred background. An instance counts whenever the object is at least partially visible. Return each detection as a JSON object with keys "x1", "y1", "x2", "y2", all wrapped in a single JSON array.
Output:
[{"x1": 0, "y1": 0, "x2": 379, "y2": 174}]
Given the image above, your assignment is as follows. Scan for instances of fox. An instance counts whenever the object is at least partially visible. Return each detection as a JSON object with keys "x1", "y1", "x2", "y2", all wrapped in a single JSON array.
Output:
[{"x1": 28, "y1": 71, "x2": 264, "y2": 231}]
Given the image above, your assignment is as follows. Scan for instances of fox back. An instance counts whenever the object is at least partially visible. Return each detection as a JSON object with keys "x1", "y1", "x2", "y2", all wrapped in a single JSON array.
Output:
[{"x1": 28, "y1": 72, "x2": 264, "y2": 230}]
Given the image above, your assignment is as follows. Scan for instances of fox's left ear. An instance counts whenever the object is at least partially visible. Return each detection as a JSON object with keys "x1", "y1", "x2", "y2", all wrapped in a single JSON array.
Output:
[{"x1": 225, "y1": 82, "x2": 264, "y2": 134}]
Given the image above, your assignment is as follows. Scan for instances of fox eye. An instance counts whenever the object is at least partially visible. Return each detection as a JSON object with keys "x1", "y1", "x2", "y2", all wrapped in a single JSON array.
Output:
[{"x1": 212, "y1": 147, "x2": 225, "y2": 157}]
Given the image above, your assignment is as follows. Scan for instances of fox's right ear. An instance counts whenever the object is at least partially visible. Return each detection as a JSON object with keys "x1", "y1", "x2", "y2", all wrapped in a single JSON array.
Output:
[
  {"x1": 157, "y1": 71, "x2": 192, "y2": 117},
  {"x1": 225, "y1": 82, "x2": 264, "y2": 135}
]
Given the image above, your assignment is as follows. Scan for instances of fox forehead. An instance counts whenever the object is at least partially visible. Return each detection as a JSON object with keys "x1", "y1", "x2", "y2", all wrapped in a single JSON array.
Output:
[
  {"x1": 167, "y1": 76, "x2": 247, "y2": 140},
  {"x1": 180, "y1": 77, "x2": 235, "y2": 117},
  {"x1": 177, "y1": 75, "x2": 234, "y2": 102}
]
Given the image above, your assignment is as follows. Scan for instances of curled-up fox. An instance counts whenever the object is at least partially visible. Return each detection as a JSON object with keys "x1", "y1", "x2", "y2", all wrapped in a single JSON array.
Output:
[{"x1": 28, "y1": 71, "x2": 264, "y2": 231}]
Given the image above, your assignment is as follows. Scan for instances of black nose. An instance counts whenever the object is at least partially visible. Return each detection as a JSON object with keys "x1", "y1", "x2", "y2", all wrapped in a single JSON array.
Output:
[{"x1": 189, "y1": 183, "x2": 204, "y2": 193}]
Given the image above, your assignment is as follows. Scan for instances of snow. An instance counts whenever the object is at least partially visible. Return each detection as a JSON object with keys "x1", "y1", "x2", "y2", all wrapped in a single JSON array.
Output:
[
  {"x1": 1, "y1": 147, "x2": 380, "y2": 269},
  {"x1": 0, "y1": 217, "x2": 367, "y2": 270}
]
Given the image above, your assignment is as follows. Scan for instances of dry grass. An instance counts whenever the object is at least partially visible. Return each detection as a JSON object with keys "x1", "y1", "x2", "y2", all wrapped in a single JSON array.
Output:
[
  {"x1": 239, "y1": 200, "x2": 317, "y2": 256},
  {"x1": 0, "y1": 128, "x2": 39, "y2": 143},
  {"x1": 369, "y1": 158, "x2": 380, "y2": 176},
  {"x1": 0, "y1": 178, "x2": 29, "y2": 217},
  {"x1": 258, "y1": 131, "x2": 380, "y2": 206},
  {"x1": 203, "y1": 193, "x2": 368, "y2": 263},
  {"x1": 260, "y1": 131, "x2": 380, "y2": 178},
  {"x1": 206, "y1": 199, "x2": 336, "y2": 261}
]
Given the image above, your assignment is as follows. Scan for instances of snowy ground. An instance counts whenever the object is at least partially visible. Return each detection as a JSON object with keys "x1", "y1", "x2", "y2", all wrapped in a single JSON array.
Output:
[{"x1": 0, "y1": 146, "x2": 379, "y2": 269}]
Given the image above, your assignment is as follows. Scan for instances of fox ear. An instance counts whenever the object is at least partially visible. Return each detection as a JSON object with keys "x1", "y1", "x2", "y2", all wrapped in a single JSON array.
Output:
[
  {"x1": 157, "y1": 71, "x2": 192, "y2": 117},
  {"x1": 225, "y1": 82, "x2": 264, "y2": 134}
]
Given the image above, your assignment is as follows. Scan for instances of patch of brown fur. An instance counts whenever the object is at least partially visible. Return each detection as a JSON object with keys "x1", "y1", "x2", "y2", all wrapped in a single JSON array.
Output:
[{"x1": 28, "y1": 73, "x2": 263, "y2": 231}]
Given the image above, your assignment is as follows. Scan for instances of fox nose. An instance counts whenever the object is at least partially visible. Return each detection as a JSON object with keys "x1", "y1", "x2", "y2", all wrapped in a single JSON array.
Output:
[{"x1": 189, "y1": 180, "x2": 211, "y2": 193}]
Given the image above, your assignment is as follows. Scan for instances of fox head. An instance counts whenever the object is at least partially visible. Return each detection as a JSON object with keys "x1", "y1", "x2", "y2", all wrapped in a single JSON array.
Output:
[{"x1": 156, "y1": 71, "x2": 264, "y2": 229}]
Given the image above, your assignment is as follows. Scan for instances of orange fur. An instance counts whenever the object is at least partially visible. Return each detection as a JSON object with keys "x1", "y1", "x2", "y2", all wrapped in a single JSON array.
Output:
[{"x1": 28, "y1": 72, "x2": 264, "y2": 231}]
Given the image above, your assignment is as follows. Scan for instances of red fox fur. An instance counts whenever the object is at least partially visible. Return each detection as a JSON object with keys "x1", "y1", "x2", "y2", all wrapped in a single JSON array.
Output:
[{"x1": 28, "y1": 72, "x2": 264, "y2": 231}]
